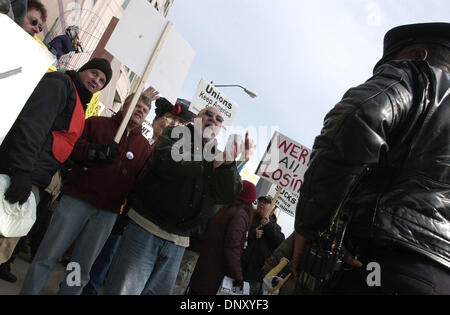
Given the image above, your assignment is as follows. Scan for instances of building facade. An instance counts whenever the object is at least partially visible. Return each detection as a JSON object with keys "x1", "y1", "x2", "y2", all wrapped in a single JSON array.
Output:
[{"x1": 39, "y1": 0, "x2": 174, "y2": 116}]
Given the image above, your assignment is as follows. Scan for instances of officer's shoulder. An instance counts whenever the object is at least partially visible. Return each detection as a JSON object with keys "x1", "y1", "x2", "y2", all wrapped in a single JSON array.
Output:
[{"x1": 375, "y1": 60, "x2": 425, "y2": 79}]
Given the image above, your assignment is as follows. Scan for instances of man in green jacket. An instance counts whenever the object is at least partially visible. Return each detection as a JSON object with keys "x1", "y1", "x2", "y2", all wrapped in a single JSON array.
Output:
[{"x1": 103, "y1": 106, "x2": 245, "y2": 295}]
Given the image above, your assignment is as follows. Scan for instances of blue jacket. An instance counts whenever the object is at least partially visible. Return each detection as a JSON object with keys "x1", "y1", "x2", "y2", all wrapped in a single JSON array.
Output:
[{"x1": 48, "y1": 35, "x2": 75, "y2": 59}]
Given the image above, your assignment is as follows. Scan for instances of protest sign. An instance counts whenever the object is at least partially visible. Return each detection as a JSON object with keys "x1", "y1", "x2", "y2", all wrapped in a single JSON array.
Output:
[
  {"x1": 189, "y1": 78, "x2": 239, "y2": 130},
  {"x1": 105, "y1": 0, "x2": 195, "y2": 106},
  {"x1": 85, "y1": 92, "x2": 100, "y2": 118},
  {"x1": 266, "y1": 184, "x2": 298, "y2": 217},
  {"x1": 255, "y1": 131, "x2": 312, "y2": 216},
  {"x1": 0, "y1": 14, "x2": 56, "y2": 139},
  {"x1": 141, "y1": 120, "x2": 153, "y2": 142}
]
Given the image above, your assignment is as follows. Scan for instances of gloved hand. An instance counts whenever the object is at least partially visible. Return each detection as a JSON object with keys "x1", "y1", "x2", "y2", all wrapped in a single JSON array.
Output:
[
  {"x1": 0, "y1": 0, "x2": 10, "y2": 14},
  {"x1": 87, "y1": 142, "x2": 120, "y2": 163},
  {"x1": 4, "y1": 170, "x2": 32, "y2": 205}
]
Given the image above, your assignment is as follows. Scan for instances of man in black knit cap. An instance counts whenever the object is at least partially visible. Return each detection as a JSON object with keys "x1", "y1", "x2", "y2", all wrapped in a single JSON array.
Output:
[{"x1": 0, "y1": 58, "x2": 112, "y2": 283}]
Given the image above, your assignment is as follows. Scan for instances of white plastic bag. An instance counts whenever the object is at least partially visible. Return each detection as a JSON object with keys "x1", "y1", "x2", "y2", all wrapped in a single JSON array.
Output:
[
  {"x1": 217, "y1": 276, "x2": 250, "y2": 295},
  {"x1": 0, "y1": 174, "x2": 36, "y2": 237}
]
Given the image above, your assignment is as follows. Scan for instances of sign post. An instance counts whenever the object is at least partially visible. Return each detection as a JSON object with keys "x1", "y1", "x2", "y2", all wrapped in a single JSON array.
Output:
[
  {"x1": 105, "y1": 0, "x2": 195, "y2": 143},
  {"x1": 114, "y1": 21, "x2": 173, "y2": 143}
]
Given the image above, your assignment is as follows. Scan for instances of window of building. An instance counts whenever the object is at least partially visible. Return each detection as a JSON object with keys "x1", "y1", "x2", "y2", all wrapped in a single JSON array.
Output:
[
  {"x1": 122, "y1": 0, "x2": 131, "y2": 9},
  {"x1": 164, "y1": 0, "x2": 170, "y2": 13}
]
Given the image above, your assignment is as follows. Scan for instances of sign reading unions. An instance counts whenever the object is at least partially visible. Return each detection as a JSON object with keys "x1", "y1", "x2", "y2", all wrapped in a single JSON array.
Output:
[{"x1": 190, "y1": 78, "x2": 239, "y2": 130}]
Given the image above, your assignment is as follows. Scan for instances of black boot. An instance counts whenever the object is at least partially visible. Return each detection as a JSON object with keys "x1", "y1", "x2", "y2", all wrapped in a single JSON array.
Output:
[{"x1": 0, "y1": 262, "x2": 17, "y2": 283}]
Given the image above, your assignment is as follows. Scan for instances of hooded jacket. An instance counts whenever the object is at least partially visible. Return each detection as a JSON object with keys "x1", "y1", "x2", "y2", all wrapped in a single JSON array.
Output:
[{"x1": 295, "y1": 60, "x2": 450, "y2": 270}]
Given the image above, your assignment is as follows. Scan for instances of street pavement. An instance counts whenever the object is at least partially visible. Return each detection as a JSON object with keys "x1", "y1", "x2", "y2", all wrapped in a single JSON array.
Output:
[{"x1": 0, "y1": 251, "x2": 66, "y2": 295}]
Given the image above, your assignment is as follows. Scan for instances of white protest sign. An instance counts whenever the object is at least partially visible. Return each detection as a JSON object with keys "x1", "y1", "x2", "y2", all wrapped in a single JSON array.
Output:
[
  {"x1": 141, "y1": 120, "x2": 153, "y2": 142},
  {"x1": 0, "y1": 14, "x2": 56, "y2": 139},
  {"x1": 266, "y1": 184, "x2": 299, "y2": 217},
  {"x1": 255, "y1": 131, "x2": 312, "y2": 198},
  {"x1": 189, "y1": 78, "x2": 239, "y2": 130},
  {"x1": 105, "y1": 0, "x2": 195, "y2": 105}
]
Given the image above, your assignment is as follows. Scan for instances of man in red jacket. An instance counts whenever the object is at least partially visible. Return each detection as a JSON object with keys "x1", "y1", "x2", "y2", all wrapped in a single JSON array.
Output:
[{"x1": 20, "y1": 88, "x2": 159, "y2": 295}]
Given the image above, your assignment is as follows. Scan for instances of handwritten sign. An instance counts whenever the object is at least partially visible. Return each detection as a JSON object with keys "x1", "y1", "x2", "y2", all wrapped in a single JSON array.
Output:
[{"x1": 256, "y1": 131, "x2": 311, "y2": 197}]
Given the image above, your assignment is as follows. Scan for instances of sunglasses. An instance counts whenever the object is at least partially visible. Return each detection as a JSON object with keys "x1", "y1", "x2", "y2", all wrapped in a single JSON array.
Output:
[
  {"x1": 30, "y1": 18, "x2": 43, "y2": 33},
  {"x1": 204, "y1": 110, "x2": 224, "y2": 123}
]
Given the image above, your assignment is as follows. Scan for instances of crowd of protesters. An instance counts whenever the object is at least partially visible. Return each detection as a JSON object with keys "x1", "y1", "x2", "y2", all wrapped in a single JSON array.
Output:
[{"x1": 0, "y1": 1, "x2": 449, "y2": 295}]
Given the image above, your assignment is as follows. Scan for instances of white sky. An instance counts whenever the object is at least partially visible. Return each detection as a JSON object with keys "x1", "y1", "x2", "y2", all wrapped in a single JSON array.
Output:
[{"x1": 157, "y1": 0, "x2": 449, "y2": 235}]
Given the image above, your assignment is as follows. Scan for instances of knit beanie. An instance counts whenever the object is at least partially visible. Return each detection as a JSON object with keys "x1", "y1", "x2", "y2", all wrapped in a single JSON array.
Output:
[
  {"x1": 154, "y1": 97, "x2": 195, "y2": 123},
  {"x1": 237, "y1": 180, "x2": 257, "y2": 204},
  {"x1": 78, "y1": 58, "x2": 112, "y2": 90}
]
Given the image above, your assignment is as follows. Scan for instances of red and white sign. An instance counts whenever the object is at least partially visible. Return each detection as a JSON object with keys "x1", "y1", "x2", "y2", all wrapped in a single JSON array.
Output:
[{"x1": 256, "y1": 131, "x2": 311, "y2": 197}]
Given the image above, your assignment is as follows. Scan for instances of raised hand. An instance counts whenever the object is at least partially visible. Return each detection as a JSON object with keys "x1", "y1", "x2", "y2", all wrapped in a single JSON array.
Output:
[{"x1": 143, "y1": 86, "x2": 160, "y2": 102}]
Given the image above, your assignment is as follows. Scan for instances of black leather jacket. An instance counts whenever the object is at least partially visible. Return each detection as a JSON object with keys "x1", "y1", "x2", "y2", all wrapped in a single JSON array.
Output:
[{"x1": 295, "y1": 60, "x2": 450, "y2": 269}]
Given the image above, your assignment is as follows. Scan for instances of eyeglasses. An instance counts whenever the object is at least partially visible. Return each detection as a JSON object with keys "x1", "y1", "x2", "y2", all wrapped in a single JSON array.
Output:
[
  {"x1": 204, "y1": 110, "x2": 224, "y2": 123},
  {"x1": 30, "y1": 18, "x2": 43, "y2": 33}
]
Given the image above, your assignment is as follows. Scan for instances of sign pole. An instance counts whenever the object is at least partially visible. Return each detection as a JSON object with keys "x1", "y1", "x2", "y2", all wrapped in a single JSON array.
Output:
[
  {"x1": 268, "y1": 187, "x2": 282, "y2": 217},
  {"x1": 114, "y1": 21, "x2": 173, "y2": 143}
]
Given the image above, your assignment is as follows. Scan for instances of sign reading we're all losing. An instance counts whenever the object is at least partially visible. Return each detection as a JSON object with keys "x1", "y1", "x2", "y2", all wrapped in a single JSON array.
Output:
[
  {"x1": 189, "y1": 78, "x2": 239, "y2": 130},
  {"x1": 255, "y1": 131, "x2": 312, "y2": 216}
]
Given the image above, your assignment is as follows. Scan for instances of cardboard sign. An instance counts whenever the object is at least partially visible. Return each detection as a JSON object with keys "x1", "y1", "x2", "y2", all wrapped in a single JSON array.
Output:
[
  {"x1": 267, "y1": 185, "x2": 298, "y2": 217},
  {"x1": 141, "y1": 120, "x2": 154, "y2": 142},
  {"x1": 105, "y1": 0, "x2": 195, "y2": 105},
  {"x1": 189, "y1": 79, "x2": 239, "y2": 130},
  {"x1": 85, "y1": 92, "x2": 100, "y2": 119},
  {"x1": 0, "y1": 15, "x2": 56, "y2": 139},
  {"x1": 255, "y1": 131, "x2": 311, "y2": 197},
  {"x1": 217, "y1": 276, "x2": 250, "y2": 295}
]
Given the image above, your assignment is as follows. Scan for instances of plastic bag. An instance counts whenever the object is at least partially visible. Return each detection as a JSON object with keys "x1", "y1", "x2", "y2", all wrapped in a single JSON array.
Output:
[
  {"x1": 0, "y1": 174, "x2": 36, "y2": 237},
  {"x1": 217, "y1": 276, "x2": 250, "y2": 295}
]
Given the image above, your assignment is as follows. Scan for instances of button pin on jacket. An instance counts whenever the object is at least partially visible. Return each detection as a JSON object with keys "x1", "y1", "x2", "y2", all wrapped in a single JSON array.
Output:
[{"x1": 126, "y1": 152, "x2": 134, "y2": 160}]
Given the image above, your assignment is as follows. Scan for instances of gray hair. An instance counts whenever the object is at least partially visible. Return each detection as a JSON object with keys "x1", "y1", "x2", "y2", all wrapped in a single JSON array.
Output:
[{"x1": 123, "y1": 93, "x2": 152, "y2": 110}]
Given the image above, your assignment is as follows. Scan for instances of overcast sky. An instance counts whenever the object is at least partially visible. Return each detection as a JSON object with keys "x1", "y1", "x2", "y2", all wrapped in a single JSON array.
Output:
[{"x1": 161, "y1": 0, "x2": 449, "y2": 235}]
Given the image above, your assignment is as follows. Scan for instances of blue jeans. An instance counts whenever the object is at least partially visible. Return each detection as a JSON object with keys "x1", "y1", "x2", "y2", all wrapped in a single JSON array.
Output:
[
  {"x1": 82, "y1": 233, "x2": 123, "y2": 295},
  {"x1": 20, "y1": 195, "x2": 118, "y2": 295},
  {"x1": 103, "y1": 221, "x2": 185, "y2": 295}
]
